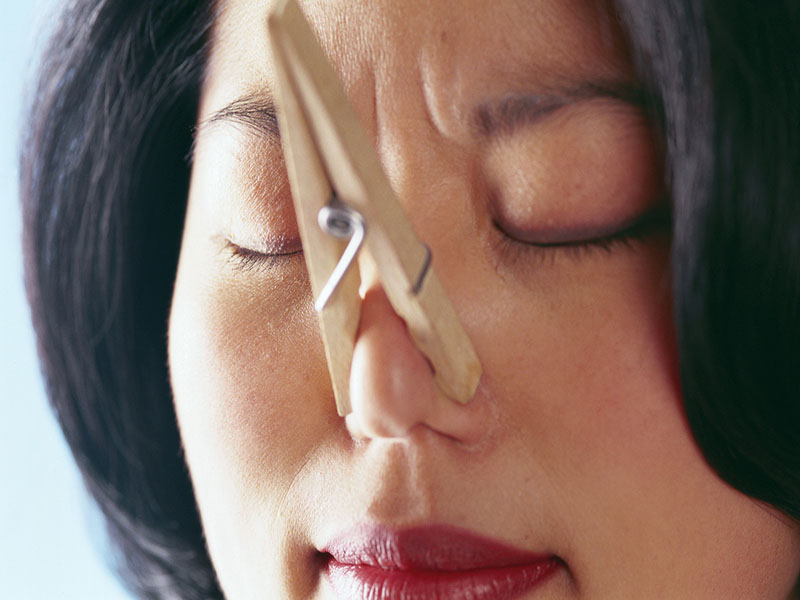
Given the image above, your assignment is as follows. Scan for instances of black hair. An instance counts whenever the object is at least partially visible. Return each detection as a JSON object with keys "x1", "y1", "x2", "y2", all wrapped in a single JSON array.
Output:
[
  {"x1": 615, "y1": 1, "x2": 800, "y2": 520},
  {"x1": 19, "y1": 0, "x2": 800, "y2": 598},
  {"x1": 21, "y1": 0, "x2": 223, "y2": 598}
]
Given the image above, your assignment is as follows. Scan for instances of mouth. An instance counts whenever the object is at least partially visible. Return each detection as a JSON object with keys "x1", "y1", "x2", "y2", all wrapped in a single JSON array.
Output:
[{"x1": 319, "y1": 524, "x2": 563, "y2": 600}]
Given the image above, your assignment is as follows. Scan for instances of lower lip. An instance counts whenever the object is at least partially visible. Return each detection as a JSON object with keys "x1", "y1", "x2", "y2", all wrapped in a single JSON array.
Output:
[{"x1": 324, "y1": 556, "x2": 562, "y2": 600}]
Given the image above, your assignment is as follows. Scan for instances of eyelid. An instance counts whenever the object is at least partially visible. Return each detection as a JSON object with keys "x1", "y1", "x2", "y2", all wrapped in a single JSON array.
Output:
[
  {"x1": 223, "y1": 238, "x2": 304, "y2": 272},
  {"x1": 222, "y1": 230, "x2": 303, "y2": 255},
  {"x1": 495, "y1": 202, "x2": 671, "y2": 248}
]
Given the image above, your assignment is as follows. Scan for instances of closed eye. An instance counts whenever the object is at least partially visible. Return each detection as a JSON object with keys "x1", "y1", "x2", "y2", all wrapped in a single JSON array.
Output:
[
  {"x1": 223, "y1": 238, "x2": 303, "y2": 272},
  {"x1": 493, "y1": 201, "x2": 671, "y2": 264}
]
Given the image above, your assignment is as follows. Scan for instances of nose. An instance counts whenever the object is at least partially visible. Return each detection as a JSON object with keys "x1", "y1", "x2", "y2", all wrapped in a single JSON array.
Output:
[{"x1": 345, "y1": 276, "x2": 490, "y2": 444}]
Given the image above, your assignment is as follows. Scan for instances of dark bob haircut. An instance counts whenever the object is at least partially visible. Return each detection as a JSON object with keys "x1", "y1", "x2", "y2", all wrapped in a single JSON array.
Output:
[{"x1": 20, "y1": 0, "x2": 800, "y2": 598}]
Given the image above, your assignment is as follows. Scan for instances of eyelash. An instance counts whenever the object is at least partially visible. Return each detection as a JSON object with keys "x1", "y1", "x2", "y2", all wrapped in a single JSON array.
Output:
[
  {"x1": 492, "y1": 206, "x2": 671, "y2": 265},
  {"x1": 224, "y1": 240, "x2": 303, "y2": 272},
  {"x1": 494, "y1": 226, "x2": 640, "y2": 266},
  {"x1": 224, "y1": 205, "x2": 671, "y2": 271}
]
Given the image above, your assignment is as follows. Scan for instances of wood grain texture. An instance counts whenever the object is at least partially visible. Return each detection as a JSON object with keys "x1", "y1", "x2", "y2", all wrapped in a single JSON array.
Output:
[{"x1": 268, "y1": 0, "x2": 482, "y2": 412}]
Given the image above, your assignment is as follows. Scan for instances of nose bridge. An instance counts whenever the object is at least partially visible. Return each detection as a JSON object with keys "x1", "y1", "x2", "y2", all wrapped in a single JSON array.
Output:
[
  {"x1": 374, "y1": 128, "x2": 479, "y2": 355},
  {"x1": 342, "y1": 132, "x2": 486, "y2": 442},
  {"x1": 369, "y1": 56, "x2": 478, "y2": 277},
  {"x1": 340, "y1": 70, "x2": 487, "y2": 443},
  {"x1": 321, "y1": 0, "x2": 475, "y2": 268},
  {"x1": 274, "y1": 0, "x2": 484, "y2": 441}
]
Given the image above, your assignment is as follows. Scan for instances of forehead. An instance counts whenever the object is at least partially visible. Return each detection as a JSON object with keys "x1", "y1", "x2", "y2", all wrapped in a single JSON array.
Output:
[{"x1": 201, "y1": 0, "x2": 632, "y2": 137}]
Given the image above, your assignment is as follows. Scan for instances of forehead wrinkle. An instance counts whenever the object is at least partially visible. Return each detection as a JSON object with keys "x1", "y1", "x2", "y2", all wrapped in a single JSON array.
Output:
[
  {"x1": 198, "y1": 0, "x2": 640, "y2": 205},
  {"x1": 414, "y1": 2, "x2": 634, "y2": 144},
  {"x1": 473, "y1": 81, "x2": 648, "y2": 139}
]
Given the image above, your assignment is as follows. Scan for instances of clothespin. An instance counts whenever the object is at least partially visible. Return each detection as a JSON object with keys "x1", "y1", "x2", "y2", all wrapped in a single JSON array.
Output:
[{"x1": 267, "y1": 0, "x2": 482, "y2": 416}]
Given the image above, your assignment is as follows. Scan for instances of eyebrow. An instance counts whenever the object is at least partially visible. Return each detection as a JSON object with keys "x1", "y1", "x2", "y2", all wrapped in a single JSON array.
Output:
[
  {"x1": 198, "y1": 81, "x2": 648, "y2": 144},
  {"x1": 199, "y1": 91, "x2": 281, "y2": 140},
  {"x1": 474, "y1": 81, "x2": 648, "y2": 138}
]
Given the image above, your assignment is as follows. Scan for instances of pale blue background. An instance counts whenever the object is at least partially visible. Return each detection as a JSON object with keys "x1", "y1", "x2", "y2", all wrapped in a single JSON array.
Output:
[{"x1": 1, "y1": 2, "x2": 133, "y2": 599}]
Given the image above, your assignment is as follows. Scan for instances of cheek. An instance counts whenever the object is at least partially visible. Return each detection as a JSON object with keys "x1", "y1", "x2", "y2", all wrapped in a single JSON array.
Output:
[
  {"x1": 168, "y1": 238, "x2": 336, "y2": 588},
  {"x1": 170, "y1": 265, "x2": 322, "y2": 480},
  {"x1": 476, "y1": 246, "x2": 800, "y2": 596},
  {"x1": 479, "y1": 243, "x2": 678, "y2": 435}
]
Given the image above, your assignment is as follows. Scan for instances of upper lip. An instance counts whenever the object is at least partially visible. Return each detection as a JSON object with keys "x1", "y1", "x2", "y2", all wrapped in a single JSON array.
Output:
[{"x1": 320, "y1": 524, "x2": 556, "y2": 571}]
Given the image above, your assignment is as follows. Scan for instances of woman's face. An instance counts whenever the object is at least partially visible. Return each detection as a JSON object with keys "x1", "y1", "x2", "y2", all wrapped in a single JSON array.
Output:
[{"x1": 168, "y1": 0, "x2": 800, "y2": 598}]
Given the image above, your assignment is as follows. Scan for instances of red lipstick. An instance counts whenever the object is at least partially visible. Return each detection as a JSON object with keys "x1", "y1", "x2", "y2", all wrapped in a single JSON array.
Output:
[{"x1": 321, "y1": 525, "x2": 562, "y2": 600}]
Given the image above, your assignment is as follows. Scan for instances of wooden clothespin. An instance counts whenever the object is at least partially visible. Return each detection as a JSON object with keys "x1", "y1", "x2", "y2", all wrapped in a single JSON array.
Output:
[{"x1": 267, "y1": 0, "x2": 482, "y2": 416}]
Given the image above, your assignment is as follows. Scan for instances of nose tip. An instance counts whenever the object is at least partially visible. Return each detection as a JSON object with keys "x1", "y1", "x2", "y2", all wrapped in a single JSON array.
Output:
[{"x1": 345, "y1": 286, "x2": 489, "y2": 444}]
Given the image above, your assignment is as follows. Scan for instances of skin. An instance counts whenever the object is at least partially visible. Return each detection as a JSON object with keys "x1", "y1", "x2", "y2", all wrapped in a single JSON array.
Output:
[{"x1": 168, "y1": 0, "x2": 800, "y2": 598}]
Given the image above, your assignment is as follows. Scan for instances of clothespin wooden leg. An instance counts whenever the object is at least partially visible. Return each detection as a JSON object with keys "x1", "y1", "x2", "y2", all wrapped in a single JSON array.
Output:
[
  {"x1": 268, "y1": 0, "x2": 482, "y2": 411},
  {"x1": 268, "y1": 17, "x2": 360, "y2": 416}
]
